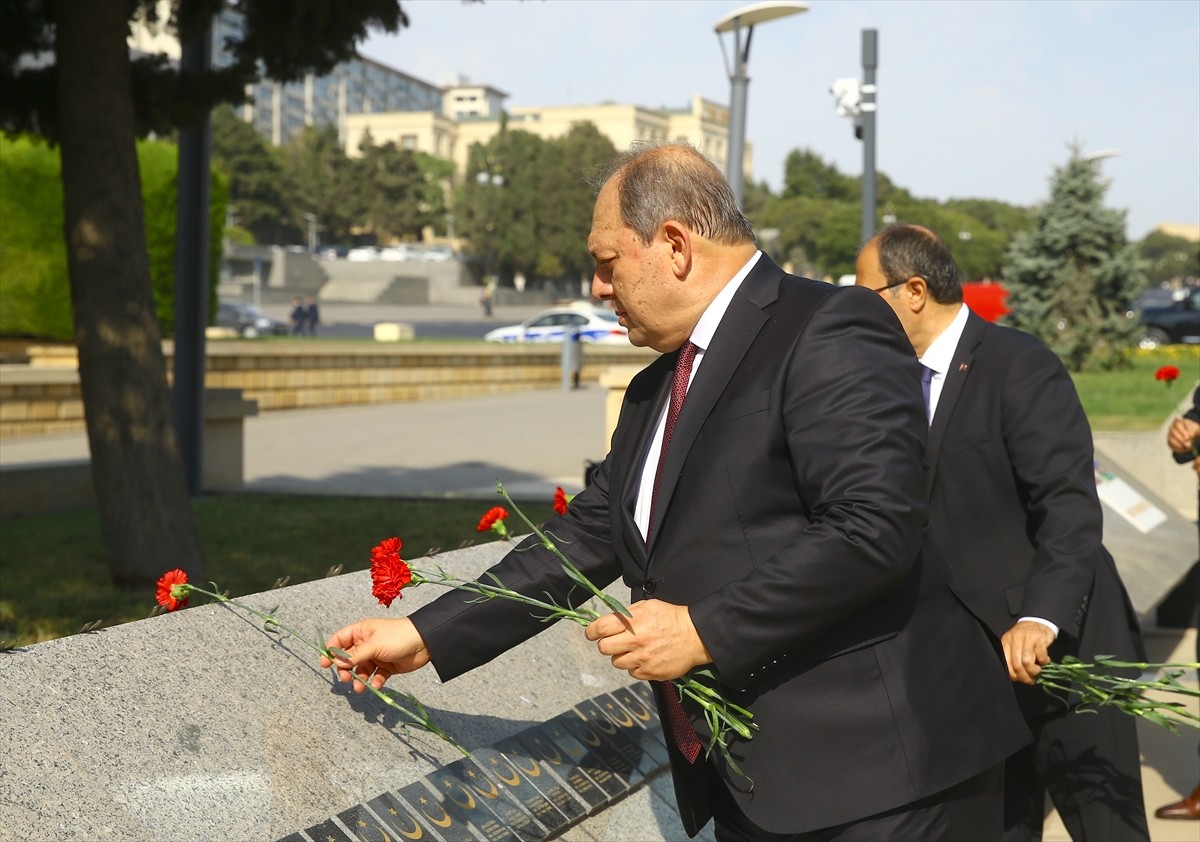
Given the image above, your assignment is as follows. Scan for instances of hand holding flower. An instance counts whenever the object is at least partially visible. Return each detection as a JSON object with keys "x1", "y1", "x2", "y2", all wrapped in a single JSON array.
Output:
[
  {"x1": 1001, "y1": 620, "x2": 1055, "y2": 685},
  {"x1": 1166, "y1": 415, "x2": 1200, "y2": 458},
  {"x1": 320, "y1": 617, "x2": 432, "y2": 692},
  {"x1": 585, "y1": 599, "x2": 714, "y2": 683}
]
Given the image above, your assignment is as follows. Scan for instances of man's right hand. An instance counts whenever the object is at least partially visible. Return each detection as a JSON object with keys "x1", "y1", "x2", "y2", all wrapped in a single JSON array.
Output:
[
  {"x1": 1167, "y1": 416, "x2": 1200, "y2": 455},
  {"x1": 320, "y1": 617, "x2": 432, "y2": 692}
]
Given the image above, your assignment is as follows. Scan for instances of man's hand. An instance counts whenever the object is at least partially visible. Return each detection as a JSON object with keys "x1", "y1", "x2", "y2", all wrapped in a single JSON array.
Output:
[
  {"x1": 1167, "y1": 416, "x2": 1200, "y2": 455},
  {"x1": 1001, "y1": 620, "x2": 1056, "y2": 685},
  {"x1": 584, "y1": 599, "x2": 712, "y2": 682},
  {"x1": 320, "y1": 617, "x2": 431, "y2": 693}
]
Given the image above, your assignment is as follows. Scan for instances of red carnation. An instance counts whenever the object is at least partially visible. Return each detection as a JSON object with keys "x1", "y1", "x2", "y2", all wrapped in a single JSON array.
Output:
[
  {"x1": 370, "y1": 537, "x2": 413, "y2": 608},
  {"x1": 553, "y1": 487, "x2": 570, "y2": 516},
  {"x1": 155, "y1": 568, "x2": 191, "y2": 612},
  {"x1": 476, "y1": 506, "x2": 510, "y2": 534},
  {"x1": 1155, "y1": 365, "x2": 1181, "y2": 382}
]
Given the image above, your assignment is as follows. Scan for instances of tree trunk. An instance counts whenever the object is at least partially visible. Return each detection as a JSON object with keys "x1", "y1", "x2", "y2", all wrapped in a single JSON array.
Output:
[{"x1": 54, "y1": 0, "x2": 205, "y2": 588}]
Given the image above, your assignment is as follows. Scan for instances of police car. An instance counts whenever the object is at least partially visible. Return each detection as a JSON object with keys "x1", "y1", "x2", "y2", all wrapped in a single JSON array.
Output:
[{"x1": 483, "y1": 303, "x2": 629, "y2": 345}]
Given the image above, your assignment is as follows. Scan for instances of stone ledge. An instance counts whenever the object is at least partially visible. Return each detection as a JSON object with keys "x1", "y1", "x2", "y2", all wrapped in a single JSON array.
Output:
[{"x1": 0, "y1": 542, "x2": 694, "y2": 841}]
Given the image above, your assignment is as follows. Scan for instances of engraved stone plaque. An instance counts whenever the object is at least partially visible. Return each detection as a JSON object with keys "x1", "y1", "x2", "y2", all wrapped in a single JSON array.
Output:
[{"x1": 496, "y1": 735, "x2": 589, "y2": 823}]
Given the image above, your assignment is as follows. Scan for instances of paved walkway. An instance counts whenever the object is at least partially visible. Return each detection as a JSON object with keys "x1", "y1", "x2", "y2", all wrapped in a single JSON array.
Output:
[{"x1": 1, "y1": 384, "x2": 1197, "y2": 838}]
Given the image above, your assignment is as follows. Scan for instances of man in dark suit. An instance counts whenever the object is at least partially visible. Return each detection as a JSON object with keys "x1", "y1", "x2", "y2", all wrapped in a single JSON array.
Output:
[
  {"x1": 321, "y1": 145, "x2": 1028, "y2": 840},
  {"x1": 855, "y1": 223, "x2": 1149, "y2": 841}
]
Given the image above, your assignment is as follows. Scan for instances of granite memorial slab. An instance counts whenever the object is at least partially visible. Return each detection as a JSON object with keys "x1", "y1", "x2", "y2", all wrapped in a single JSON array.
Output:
[
  {"x1": 1095, "y1": 444, "x2": 1199, "y2": 618},
  {"x1": 576, "y1": 696, "x2": 667, "y2": 776},
  {"x1": 495, "y1": 736, "x2": 590, "y2": 825},
  {"x1": 554, "y1": 710, "x2": 643, "y2": 788},
  {"x1": 396, "y1": 779, "x2": 499, "y2": 842},
  {"x1": 427, "y1": 757, "x2": 543, "y2": 842},
  {"x1": 540, "y1": 717, "x2": 628, "y2": 800},
  {"x1": 0, "y1": 540, "x2": 684, "y2": 841},
  {"x1": 512, "y1": 725, "x2": 610, "y2": 811},
  {"x1": 472, "y1": 747, "x2": 571, "y2": 836},
  {"x1": 366, "y1": 792, "x2": 446, "y2": 842}
]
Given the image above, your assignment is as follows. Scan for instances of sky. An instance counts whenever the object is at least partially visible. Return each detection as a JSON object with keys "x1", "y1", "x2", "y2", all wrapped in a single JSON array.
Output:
[{"x1": 359, "y1": 0, "x2": 1200, "y2": 241}]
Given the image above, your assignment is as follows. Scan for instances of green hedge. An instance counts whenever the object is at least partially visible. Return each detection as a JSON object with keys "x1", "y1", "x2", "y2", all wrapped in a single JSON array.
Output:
[{"x1": 0, "y1": 134, "x2": 226, "y2": 341}]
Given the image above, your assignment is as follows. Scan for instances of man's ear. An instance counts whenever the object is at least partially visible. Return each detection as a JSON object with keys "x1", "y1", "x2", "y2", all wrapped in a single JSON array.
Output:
[
  {"x1": 905, "y1": 276, "x2": 929, "y2": 313},
  {"x1": 662, "y1": 220, "x2": 691, "y2": 278}
]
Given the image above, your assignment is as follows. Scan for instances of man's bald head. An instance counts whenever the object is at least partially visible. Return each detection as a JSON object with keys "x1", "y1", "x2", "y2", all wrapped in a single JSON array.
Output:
[{"x1": 594, "y1": 142, "x2": 756, "y2": 247}]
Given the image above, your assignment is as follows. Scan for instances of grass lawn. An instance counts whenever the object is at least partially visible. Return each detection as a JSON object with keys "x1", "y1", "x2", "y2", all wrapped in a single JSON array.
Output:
[
  {"x1": 1, "y1": 346, "x2": 1195, "y2": 649},
  {"x1": 0, "y1": 494, "x2": 554, "y2": 648}
]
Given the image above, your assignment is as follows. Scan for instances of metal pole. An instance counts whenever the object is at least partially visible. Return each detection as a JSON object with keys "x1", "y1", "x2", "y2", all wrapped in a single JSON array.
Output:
[
  {"x1": 726, "y1": 19, "x2": 751, "y2": 208},
  {"x1": 860, "y1": 28, "x2": 878, "y2": 243},
  {"x1": 172, "y1": 21, "x2": 212, "y2": 498}
]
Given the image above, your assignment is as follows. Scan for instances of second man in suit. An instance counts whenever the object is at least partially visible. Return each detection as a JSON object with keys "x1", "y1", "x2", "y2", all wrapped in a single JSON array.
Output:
[{"x1": 855, "y1": 223, "x2": 1148, "y2": 841}]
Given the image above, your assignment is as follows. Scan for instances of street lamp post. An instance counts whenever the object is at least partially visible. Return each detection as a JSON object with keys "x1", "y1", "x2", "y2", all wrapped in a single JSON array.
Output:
[
  {"x1": 715, "y1": 1, "x2": 808, "y2": 208},
  {"x1": 476, "y1": 170, "x2": 504, "y2": 314}
]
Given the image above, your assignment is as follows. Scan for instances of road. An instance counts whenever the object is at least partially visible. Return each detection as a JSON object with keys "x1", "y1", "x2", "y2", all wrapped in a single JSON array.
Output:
[{"x1": 257, "y1": 301, "x2": 554, "y2": 341}]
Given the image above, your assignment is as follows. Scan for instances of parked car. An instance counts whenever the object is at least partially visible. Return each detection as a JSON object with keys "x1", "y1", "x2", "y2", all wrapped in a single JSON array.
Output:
[
  {"x1": 216, "y1": 300, "x2": 289, "y2": 339},
  {"x1": 1137, "y1": 286, "x2": 1200, "y2": 349},
  {"x1": 483, "y1": 303, "x2": 629, "y2": 345},
  {"x1": 346, "y1": 246, "x2": 378, "y2": 262}
]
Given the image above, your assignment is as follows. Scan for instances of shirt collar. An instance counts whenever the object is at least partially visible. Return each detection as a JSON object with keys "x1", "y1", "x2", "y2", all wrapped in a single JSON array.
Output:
[
  {"x1": 688, "y1": 250, "x2": 762, "y2": 352},
  {"x1": 920, "y1": 303, "x2": 969, "y2": 375}
]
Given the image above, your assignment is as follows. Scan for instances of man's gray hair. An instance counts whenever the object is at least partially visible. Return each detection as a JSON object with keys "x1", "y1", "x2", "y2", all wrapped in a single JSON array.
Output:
[{"x1": 592, "y1": 142, "x2": 756, "y2": 246}]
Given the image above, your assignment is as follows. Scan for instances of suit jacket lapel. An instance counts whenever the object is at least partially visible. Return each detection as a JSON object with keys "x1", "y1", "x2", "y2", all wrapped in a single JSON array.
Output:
[
  {"x1": 646, "y1": 257, "x2": 778, "y2": 548},
  {"x1": 925, "y1": 310, "x2": 985, "y2": 496}
]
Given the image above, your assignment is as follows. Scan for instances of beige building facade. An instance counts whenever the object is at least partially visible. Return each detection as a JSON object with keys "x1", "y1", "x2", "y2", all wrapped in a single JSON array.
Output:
[{"x1": 344, "y1": 86, "x2": 750, "y2": 184}]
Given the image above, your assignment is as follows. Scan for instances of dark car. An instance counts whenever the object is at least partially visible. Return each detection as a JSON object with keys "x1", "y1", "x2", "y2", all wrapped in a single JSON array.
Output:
[
  {"x1": 1137, "y1": 286, "x2": 1200, "y2": 349},
  {"x1": 216, "y1": 300, "x2": 289, "y2": 339}
]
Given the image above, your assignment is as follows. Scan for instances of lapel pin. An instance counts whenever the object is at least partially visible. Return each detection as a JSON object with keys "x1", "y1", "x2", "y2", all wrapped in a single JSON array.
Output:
[{"x1": 958, "y1": 363, "x2": 969, "y2": 372}]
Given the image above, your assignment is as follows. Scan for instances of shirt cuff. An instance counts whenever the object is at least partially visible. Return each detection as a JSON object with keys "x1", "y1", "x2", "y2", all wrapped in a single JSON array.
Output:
[{"x1": 1018, "y1": 616, "x2": 1059, "y2": 639}]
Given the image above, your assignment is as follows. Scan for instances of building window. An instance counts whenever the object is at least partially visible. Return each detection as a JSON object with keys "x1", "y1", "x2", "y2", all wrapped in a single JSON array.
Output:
[{"x1": 401, "y1": 134, "x2": 418, "y2": 150}]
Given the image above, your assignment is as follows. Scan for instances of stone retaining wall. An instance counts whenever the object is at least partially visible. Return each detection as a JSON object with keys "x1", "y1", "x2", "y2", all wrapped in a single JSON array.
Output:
[{"x1": 0, "y1": 342, "x2": 657, "y2": 438}]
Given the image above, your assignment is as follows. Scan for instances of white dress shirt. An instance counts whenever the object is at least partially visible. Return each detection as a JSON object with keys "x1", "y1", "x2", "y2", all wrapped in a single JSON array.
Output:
[{"x1": 633, "y1": 251, "x2": 762, "y2": 540}]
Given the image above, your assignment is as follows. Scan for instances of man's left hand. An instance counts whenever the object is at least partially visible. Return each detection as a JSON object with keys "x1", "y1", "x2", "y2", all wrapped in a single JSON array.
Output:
[
  {"x1": 584, "y1": 599, "x2": 712, "y2": 681},
  {"x1": 1001, "y1": 620, "x2": 1056, "y2": 685}
]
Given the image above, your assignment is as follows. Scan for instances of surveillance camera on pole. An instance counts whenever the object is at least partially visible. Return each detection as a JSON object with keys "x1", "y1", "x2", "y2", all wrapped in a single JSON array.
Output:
[
  {"x1": 831, "y1": 29, "x2": 878, "y2": 242},
  {"x1": 829, "y1": 77, "x2": 862, "y2": 138}
]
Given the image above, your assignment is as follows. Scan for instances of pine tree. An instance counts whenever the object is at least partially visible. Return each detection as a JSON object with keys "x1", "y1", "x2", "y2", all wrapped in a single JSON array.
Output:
[{"x1": 1001, "y1": 147, "x2": 1147, "y2": 371}]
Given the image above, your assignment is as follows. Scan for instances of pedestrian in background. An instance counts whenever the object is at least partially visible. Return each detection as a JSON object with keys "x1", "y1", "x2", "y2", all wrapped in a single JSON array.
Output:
[{"x1": 303, "y1": 295, "x2": 320, "y2": 337}]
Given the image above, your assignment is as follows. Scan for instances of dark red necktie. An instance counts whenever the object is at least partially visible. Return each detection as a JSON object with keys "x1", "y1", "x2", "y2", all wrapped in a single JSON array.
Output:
[
  {"x1": 648, "y1": 340, "x2": 697, "y2": 541},
  {"x1": 648, "y1": 340, "x2": 703, "y2": 763}
]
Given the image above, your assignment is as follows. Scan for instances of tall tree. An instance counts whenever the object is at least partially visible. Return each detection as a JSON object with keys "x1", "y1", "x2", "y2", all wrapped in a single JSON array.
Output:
[
  {"x1": 0, "y1": 0, "x2": 406, "y2": 587},
  {"x1": 539, "y1": 122, "x2": 616, "y2": 286},
  {"x1": 211, "y1": 104, "x2": 292, "y2": 244},
  {"x1": 280, "y1": 124, "x2": 360, "y2": 246},
  {"x1": 1136, "y1": 229, "x2": 1200, "y2": 286},
  {"x1": 1001, "y1": 147, "x2": 1148, "y2": 371},
  {"x1": 355, "y1": 133, "x2": 430, "y2": 242}
]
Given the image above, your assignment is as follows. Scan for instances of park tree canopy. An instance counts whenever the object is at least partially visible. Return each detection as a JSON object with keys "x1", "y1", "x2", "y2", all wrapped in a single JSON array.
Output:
[{"x1": 0, "y1": 0, "x2": 407, "y2": 588}]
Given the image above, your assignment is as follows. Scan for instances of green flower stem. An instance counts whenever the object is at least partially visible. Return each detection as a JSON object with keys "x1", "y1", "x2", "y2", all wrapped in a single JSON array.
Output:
[
  {"x1": 1037, "y1": 657, "x2": 1200, "y2": 733},
  {"x1": 498, "y1": 482, "x2": 631, "y2": 618},
  {"x1": 179, "y1": 583, "x2": 466, "y2": 755},
  {"x1": 181, "y1": 583, "x2": 327, "y2": 657}
]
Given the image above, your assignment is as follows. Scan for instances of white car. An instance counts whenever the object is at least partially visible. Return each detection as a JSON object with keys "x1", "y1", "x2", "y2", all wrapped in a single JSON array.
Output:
[{"x1": 483, "y1": 305, "x2": 629, "y2": 345}]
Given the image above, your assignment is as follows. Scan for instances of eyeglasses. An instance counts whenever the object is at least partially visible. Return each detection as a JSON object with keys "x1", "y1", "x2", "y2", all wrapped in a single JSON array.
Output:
[{"x1": 870, "y1": 277, "x2": 925, "y2": 293}]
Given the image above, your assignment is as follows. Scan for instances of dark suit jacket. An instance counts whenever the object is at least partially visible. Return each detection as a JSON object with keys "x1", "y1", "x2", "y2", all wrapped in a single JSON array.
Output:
[
  {"x1": 412, "y1": 257, "x2": 1028, "y2": 835},
  {"x1": 925, "y1": 311, "x2": 1145, "y2": 718}
]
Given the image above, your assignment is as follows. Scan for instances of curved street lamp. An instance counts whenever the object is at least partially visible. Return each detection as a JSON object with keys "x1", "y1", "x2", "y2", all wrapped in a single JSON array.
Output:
[{"x1": 715, "y1": 1, "x2": 808, "y2": 207}]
